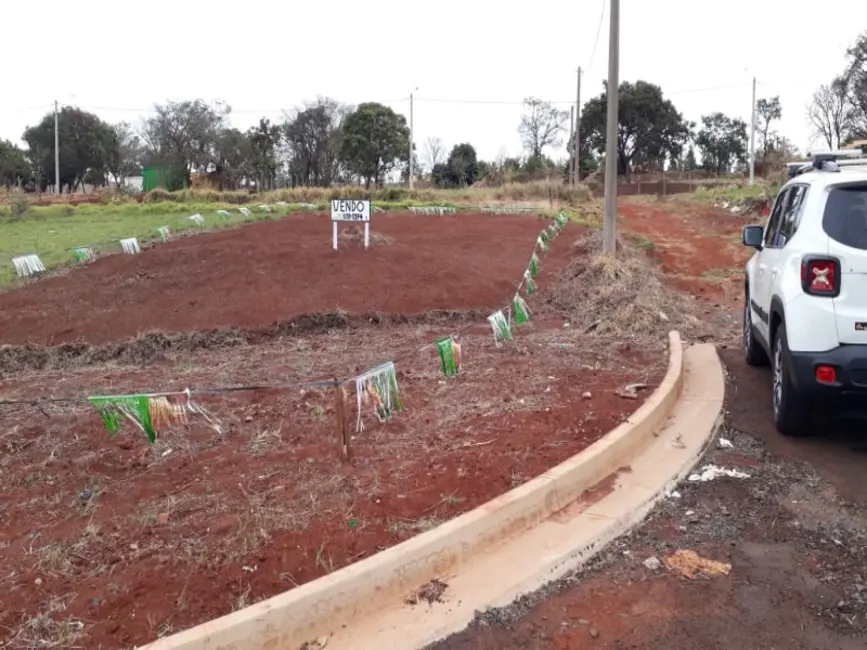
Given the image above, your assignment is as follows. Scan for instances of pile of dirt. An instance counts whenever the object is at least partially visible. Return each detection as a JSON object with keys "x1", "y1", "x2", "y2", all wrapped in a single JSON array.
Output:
[
  {"x1": 0, "y1": 309, "x2": 486, "y2": 374},
  {"x1": 544, "y1": 231, "x2": 702, "y2": 339},
  {"x1": 337, "y1": 225, "x2": 394, "y2": 246}
]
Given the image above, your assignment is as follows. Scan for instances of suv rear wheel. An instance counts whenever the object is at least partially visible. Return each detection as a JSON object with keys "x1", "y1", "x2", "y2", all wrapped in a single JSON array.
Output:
[
  {"x1": 772, "y1": 322, "x2": 810, "y2": 436},
  {"x1": 743, "y1": 291, "x2": 769, "y2": 366}
]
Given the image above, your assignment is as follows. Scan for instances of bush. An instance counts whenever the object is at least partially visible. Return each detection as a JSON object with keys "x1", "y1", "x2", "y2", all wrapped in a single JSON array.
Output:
[{"x1": 9, "y1": 191, "x2": 28, "y2": 218}]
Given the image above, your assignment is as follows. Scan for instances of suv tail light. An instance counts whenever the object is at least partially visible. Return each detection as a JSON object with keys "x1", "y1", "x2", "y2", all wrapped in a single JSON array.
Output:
[{"x1": 800, "y1": 256, "x2": 841, "y2": 297}]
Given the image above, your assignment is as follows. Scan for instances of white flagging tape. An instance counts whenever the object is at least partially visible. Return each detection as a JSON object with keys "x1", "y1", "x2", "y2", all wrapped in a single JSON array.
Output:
[
  {"x1": 409, "y1": 206, "x2": 457, "y2": 215},
  {"x1": 188, "y1": 214, "x2": 205, "y2": 227},
  {"x1": 12, "y1": 254, "x2": 46, "y2": 277},
  {"x1": 120, "y1": 238, "x2": 141, "y2": 254},
  {"x1": 216, "y1": 210, "x2": 231, "y2": 219},
  {"x1": 157, "y1": 226, "x2": 171, "y2": 241},
  {"x1": 296, "y1": 202, "x2": 317, "y2": 210},
  {"x1": 258, "y1": 204, "x2": 271, "y2": 212},
  {"x1": 239, "y1": 207, "x2": 252, "y2": 217},
  {"x1": 276, "y1": 201, "x2": 288, "y2": 206}
]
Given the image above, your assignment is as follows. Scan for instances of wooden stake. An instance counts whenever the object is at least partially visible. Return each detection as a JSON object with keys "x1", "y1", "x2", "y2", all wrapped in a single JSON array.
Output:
[{"x1": 334, "y1": 380, "x2": 350, "y2": 461}]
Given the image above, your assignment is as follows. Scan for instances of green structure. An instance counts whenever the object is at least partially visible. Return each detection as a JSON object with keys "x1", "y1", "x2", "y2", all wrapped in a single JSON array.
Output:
[{"x1": 142, "y1": 167, "x2": 187, "y2": 192}]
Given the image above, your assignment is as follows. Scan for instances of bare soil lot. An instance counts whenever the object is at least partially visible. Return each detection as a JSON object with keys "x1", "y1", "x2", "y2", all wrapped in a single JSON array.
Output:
[
  {"x1": 0, "y1": 212, "x2": 669, "y2": 649},
  {"x1": 0, "y1": 211, "x2": 555, "y2": 346}
]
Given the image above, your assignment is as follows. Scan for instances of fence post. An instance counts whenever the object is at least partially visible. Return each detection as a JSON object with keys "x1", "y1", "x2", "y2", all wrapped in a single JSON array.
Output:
[{"x1": 334, "y1": 380, "x2": 350, "y2": 461}]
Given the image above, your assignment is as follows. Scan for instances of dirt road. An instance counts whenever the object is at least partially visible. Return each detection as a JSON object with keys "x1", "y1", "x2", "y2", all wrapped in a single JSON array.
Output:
[{"x1": 428, "y1": 200, "x2": 867, "y2": 650}]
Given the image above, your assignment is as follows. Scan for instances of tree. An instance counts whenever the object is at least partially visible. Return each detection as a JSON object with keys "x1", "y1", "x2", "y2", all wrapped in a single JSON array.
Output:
[
  {"x1": 0, "y1": 140, "x2": 31, "y2": 189},
  {"x1": 518, "y1": 98, "x2": 568, "y2": 158},
  {"x1": 431, "y1": 143, "x2": 479, "y2": 188},
  {"x1": 106, "y1": 122, "x2": 144, "y2": 189},
  {"x1": 141, "y1": 99, "x2": 230, "y2": 186},
  {"x1": 844, "y1": 31, "x2": 867, "y2": 138},
  {"x1": 422, "y1": 137, "x2": 446, "y2": 172},
  {"x1": 683, "y1": 147, "x2": 699, "y2": 171},
  {"x1": 283, "y1": 98, "x2": 349, "y2": 186},
  {"x1": 247, "y1": 118, "x2": 281, "y2": 190},
  {"x1": 695, "y1": 112, "x2": 748, "y2": 175},
  {"x1": 213, "y1": 128, "x2": 252, "y2": 190},
  {"x1": 338, "y1": 103, "x2": 410, "y2": 188},
  {"x1": 807, "y1": 79, "x2": 851, "y2": 150},
  {"x1": 23, "y1": 106, "x2": 118, "y2": 193},
  {"x1": 581, "y1": 80, "x2": 689, "y2": 177},
  {"x1": 755, "y1": 96, "x2": 782, "y2": 164}
]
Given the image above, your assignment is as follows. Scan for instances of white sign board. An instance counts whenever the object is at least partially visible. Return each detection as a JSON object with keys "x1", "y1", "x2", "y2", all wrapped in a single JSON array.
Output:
[
  {"x1": 330, "y1": 199, "x2": 371, "y2": 222},
  {"x1": 330, "y1": 199, "x2": 372, "y2": 250}
]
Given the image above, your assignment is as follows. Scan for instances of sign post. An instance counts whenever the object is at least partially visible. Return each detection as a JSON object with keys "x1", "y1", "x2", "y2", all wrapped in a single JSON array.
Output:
[{"x1": 330, "y1": 199, "x2": 372, "y2": 250}]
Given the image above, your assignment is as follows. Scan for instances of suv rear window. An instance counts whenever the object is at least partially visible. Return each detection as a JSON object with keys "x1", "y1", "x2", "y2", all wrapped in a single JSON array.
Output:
[{"x1": 822, "y1": 184, "x2": 867, "y2": 249}]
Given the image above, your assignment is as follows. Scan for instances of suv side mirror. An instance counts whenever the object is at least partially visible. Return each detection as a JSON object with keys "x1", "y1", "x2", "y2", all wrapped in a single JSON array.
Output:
[{"x1": 743, "y1": 225, "x2": 764, "y2": 249}]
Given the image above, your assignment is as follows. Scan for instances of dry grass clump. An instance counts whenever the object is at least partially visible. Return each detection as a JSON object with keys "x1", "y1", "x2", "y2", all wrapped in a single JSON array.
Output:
[
  {"x1": 337, "y1": 225, "x2": 394, "y2": 247},
  {"x1": 546, "y1": 230, "x2": 702, "y2": 338}
]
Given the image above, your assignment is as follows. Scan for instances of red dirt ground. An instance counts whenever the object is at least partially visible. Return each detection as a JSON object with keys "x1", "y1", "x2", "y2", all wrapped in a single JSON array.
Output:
[
  {"x1": 0, "y1": 217, "x2": 668, "y2": 649},
  {"x1": 619, "y1": 199, "x2": 752, "y2": 309},
  {"x1": 0, "y1": 211, "x2": 558, "y2": 346}
]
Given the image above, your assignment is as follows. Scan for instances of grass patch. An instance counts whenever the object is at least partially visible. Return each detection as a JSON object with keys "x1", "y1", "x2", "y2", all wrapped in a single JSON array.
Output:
[
  {"x1": 692, "y1": 183, "x2": 775, "y2": 203},
  {"x1": 0, "y1": 203, "x2": 283, "y2": 287}
]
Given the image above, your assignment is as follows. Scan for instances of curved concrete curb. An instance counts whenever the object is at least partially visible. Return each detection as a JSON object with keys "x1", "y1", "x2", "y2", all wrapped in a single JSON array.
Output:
[{"x1": 143, "y1": 331, "x2": 688, "y2": 650}]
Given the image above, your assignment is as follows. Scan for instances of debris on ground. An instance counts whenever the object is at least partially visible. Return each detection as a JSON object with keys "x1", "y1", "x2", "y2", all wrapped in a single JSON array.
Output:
[
  {"x1": 616, "y1": 382, "x2": 648, "y2": 400},
  {"x1": 299, "y1": 636, "x2": 329, "y2": 650},
  {"x1": 406, "y1": 579, "x2": 449, "y2": 605},
  {"x1": 718, "y1": 438, "x2": 734, "y2": 449},
  {"x1": 664, "y1": 549, "x2": 732, "y2": 579},
  {"x1": 688, "y1": 464, "x2": 749, "y2": 482},
  {"x1": 545, "y1": 230, "x2": 704, "y2": 341},
  {"x1": 643, "y1": 556, "x2": 661, "y2": 571}
]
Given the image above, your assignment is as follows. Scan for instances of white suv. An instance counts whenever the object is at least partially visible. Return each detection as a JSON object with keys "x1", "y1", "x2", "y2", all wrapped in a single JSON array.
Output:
[{"x1": 742, "y1": 151, "x2": 867, "y2": 436}]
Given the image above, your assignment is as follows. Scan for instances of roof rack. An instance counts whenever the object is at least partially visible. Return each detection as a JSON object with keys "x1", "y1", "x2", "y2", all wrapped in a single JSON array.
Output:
[{"x1": 786, "y1": 150, "x2": 867, "y2": 179}]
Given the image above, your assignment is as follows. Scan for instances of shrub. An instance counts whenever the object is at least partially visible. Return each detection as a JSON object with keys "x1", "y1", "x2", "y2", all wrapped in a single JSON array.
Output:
[{"x1": 9, "y1": 191, "x2": 28, "y2": 218}]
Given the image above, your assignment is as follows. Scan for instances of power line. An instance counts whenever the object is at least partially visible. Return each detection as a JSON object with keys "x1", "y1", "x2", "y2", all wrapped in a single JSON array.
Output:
[
  {"x1": 21, "y1": 84, "x2": 751, "y2": 117},
  {"x1": 586, "y1": 0, "x2": 607, "y2": 73}
]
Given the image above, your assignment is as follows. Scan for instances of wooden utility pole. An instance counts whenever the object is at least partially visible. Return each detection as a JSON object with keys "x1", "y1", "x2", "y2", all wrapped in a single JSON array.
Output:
[
  {"x1": 569, "y1": 106, "x2": 575, "y2": 187},
  {"x1": 602, "y1": 0, "x2": 620, "y2": 255},
  {"x1": 334, "y1": 381, "x2": 350, "y2": 461}
]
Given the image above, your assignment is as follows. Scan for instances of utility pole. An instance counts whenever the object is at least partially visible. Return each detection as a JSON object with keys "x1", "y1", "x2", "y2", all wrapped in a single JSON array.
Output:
[
  {"x1": 602, "y1": 0, "x2": 620, "y2": 255},
  {"x1": 569, "y1": 106, "x2": 575, "y2": 187},
  {"x1": 749, "y1": 76, "x2": 756, "y2": 185},
  {"x1": 574, "y1": 67, "x2": 582, "y2": 185},
  {"x1": 408, "y1": 91, "x2": 415, "y2": 189},
  {"x1": 54, "y1": 100, "x2": 60, "y2": 194}
]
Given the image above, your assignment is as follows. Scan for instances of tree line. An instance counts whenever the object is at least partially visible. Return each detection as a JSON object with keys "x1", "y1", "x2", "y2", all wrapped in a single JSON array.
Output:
[
  {"x1": 6, "y1": 62, "x2": 843, "y2": 194},
  {"x1": 807, "y1": 31, "x2": 867, "y2": 150}
]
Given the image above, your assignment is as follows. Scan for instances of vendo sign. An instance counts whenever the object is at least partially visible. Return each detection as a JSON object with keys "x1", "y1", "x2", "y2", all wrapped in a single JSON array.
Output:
[
  {"x1": 331, "y1": 199, "x2": 371, "y2": 222},
  {"x1": 330, "y1": 199, "x2": 373, "y2": 250}
]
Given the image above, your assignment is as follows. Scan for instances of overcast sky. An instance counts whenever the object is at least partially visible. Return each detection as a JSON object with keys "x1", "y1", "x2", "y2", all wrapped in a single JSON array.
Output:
[{"x1": 2, "y1": 0, "x2": 865, "y2": 163}]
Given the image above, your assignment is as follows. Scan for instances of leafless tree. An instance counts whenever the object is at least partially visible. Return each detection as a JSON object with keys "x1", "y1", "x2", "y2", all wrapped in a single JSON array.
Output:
[
  {"x1": 518, "y1": 98, "x2": 568, "y2": 158},
  {"x1": 422, "y1": 137, "x2": 446, "y2": 172},
  {"x1": 807, "y1": 79, "x2": 851, "y2": 150}
]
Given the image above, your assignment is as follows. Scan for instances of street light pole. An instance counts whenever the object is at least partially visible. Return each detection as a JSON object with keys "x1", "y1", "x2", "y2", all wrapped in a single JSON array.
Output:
[
  {"x1": 54, "y1": 100, "x2": 60, "y2": 194},
  {"x1": 574, "y1": 66, "x2": 582, "y2": 185},
  {"x1": 749, "y1": 76, "x2": 756, "y2": 185},
  {"x1": 602, "y1": 0, "x2": 620, "y2": 255},
  {"x1": 409, "y1": 91, "x2": 416, "y2": 189}
]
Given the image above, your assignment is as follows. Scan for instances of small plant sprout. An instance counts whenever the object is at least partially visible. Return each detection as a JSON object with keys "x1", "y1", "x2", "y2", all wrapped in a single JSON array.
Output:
[{"x1": 72, "y1": 247, "x2": 94, "y2": 264}]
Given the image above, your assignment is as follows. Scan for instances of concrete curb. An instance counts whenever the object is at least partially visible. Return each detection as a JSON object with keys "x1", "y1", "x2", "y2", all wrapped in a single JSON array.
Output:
[{"x1": 142, "y1": 331, "x2": 685, "y2": 650}]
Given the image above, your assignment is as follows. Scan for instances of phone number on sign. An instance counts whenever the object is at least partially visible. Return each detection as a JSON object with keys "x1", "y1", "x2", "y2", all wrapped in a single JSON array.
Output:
[{"x1": 335, "y1": 213, "x2": 367, "y2": 221}]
